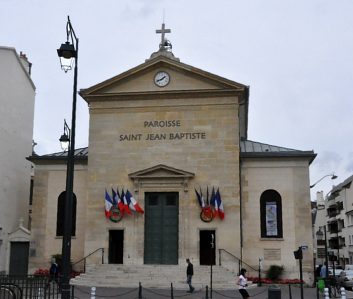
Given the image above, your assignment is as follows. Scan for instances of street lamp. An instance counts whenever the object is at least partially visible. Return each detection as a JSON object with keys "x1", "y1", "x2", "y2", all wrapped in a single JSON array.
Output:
[
  {"x1": 59, "y1": 119, "x2": 70, "y2": 151},
  {"x1": 310, "y1": 174, "x2": 337, "y2": 189},
  {"x1": 210, "y1": 233, "x2": 214, "y2": 299},
  {"x1": 57, "y1": 16, "x2": 79, "y2": 299}
]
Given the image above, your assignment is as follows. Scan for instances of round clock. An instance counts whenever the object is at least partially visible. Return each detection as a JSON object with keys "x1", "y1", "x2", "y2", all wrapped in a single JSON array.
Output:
[{"x1": 154, "y1": 71, "x2": 170, "y2": 87}]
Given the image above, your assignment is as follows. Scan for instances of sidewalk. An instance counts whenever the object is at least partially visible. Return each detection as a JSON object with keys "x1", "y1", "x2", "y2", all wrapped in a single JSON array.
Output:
[{"x1": 73, "y1": 284, "x2": 342, "y2": 298}]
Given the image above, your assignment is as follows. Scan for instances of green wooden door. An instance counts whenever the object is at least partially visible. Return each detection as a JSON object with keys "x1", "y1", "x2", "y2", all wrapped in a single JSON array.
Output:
[
  {"x1": 144, "y1": 192, "x2": 179, "y2": 264},
  {"x1": 9, "y1": 242, "x2": 29, "y2": 275}
]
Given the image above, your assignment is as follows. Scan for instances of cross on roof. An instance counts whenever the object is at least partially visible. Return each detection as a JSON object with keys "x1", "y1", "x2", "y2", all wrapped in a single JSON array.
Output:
[{"x1": 156, "y1": 23, "x2": 171, "y2": 45}]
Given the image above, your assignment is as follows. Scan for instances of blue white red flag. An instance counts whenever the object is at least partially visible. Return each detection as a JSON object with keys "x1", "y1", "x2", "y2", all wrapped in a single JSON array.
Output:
[
  {"x1": 206, "y1": 186, "x2": 210, "y2": 206},
  {"x1": 115, "y1": 187, "x2": 125, "y2": 214},
  {"x1": 215, "y1": 188, "x2": 225, "y2": 220},
  {"x1": 196, "y1": 187, "x2": 213, "y2": 220},
  {"x1": 105, "y1": 189, "x2": 113, "y2": 218},
  {"x1": 195, "y1": 188, "x2": 205, "y2": 208},
  {"x1": 126, "y1": 190, "x2": 144, "y2": 214},
  {"x1": 121, "y1": 189, "x2": 132, "y2": 215},
  {"x1": 111, "y1": 188, "x2": 117, "y2": 206},
  {"x1": 210, "y1": 187, "x2": 218, "y2": 218}
]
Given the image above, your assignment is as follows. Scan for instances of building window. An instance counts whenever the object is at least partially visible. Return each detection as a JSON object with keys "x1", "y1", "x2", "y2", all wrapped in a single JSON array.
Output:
[
  {"x1": 260, "y1": 190, "x2": 283, "y2": 238},
  {"x1": 56, "y1": 191, "x2": 77, "y2": 237}
]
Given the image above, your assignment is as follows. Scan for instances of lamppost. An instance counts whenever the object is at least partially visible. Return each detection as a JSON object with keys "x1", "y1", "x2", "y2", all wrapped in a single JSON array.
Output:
[
  {"x1": 258, "y1": 257, "x2": 263, "y2": 286},
  {"x1": 210, "y1": 233, "x2": 214, "y2": 299},
  {"x1": 310, "y1": 174, "x2": 337, "y2": 189},
  {"x1": 57, "y1": 16, "x2": 79, "y2": 299},
  {"x1": 316, "y1": 227, "x2": 329, "y2": 288}
]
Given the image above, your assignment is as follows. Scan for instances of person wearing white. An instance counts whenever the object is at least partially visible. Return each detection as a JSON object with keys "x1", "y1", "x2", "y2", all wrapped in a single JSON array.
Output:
[{"x1": 237, "y1": 268, "x2": 250, "y2": 299}]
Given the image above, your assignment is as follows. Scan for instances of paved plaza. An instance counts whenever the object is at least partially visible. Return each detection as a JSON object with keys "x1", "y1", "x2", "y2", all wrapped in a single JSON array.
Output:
[{"x1": 73, "y1": 284, "x2": 353, "y2": 299}]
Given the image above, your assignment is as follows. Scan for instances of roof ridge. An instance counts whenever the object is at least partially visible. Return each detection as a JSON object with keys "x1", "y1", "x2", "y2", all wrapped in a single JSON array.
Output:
[{"x1": 242, "y1": 139, "x2": 300, "y2": 151}]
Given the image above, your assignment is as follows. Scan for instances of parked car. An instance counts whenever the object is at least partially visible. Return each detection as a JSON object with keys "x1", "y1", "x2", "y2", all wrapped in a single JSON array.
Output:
[
  {"x1": 337, "y1": 270, "x2": 353, "y2": 290},
  {"x1": 328, "y1": 266, "x2": 343, "y2": 277},
  {"x1": 345, "y1": 265, "x2": 353, "y2": 271}
]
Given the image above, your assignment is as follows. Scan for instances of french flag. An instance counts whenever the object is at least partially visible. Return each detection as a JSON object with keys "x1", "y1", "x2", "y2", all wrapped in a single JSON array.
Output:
[
  {"x1": 196, "y1": 187, "x2": 212, "y2": 218},
  {"x1": 215, "y1": 188, "x2": 225, "y2": 220},
  {"x1": 116, "y1": 188, "x2": 125, "y2": 215},
  {"x1": 111, "y1": 188, "x2": 117, "y2": 206},
  {"x1": 195, "y1": 188, "x2": 205, "y2": 208},
  {"x1": 126, "y1": 190, "x2": 144, "y2": 214},
  {"x1": 210, "y1": 187, "x2": 218, "y2": 218},
  {"x1": 105, "y1": 189, "x2": 113, "y2": 218},
  {"x1": 121, "y1": 189, "x2": 132, "y2": 215}
]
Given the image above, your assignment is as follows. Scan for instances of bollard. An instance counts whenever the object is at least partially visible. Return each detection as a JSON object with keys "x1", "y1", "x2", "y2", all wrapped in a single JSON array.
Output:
[
  {"x1": 316, "y1": 283, "x2": 320, "y2": 299},
  {"x1": 37, "y1": 287, "x2": 44, "y2": 298},
  {"x1": 268, "y1": 285, "x2": 281, "y2": 299},
  {"x1": 138, "y1": 282, "x2": 142, "y2": 299},
  {"x1": 205, "y1": 285, "x2": 209, "y2": 299},
  {"x1": 324, "y1": 287, "x2": 329, "y2": 299},
  {"x1": 341, "y1": 287, "x2": 346, "y2": 299},
  {"x1": 91, "y1": 286, "x2": 96, "y2": 299},
  {"x1": 171, "y1": 282, "x2": 174, "y2": 299}
]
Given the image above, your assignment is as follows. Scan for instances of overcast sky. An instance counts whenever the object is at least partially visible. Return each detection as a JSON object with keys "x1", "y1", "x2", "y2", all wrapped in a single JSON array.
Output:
[{"x1": 1, "y1": 0, "x2": 352, "y2": 199}]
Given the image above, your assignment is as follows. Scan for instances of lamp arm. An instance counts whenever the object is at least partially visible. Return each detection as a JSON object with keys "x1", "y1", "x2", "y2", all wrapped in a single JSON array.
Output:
[
  {"x1": 310, "y1": 174, "x2": 335, "y2": 188},
  {"x1": 67, "y1": 16, "x2": 78, "y2": 45}
]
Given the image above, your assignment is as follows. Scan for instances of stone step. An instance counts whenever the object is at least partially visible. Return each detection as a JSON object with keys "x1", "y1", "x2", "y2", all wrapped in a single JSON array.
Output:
[{"x1": 71, "y1": 264, "x2": 244, "y2": 290}]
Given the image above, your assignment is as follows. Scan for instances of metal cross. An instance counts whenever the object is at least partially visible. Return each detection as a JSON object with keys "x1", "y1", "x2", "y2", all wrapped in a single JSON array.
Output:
[{"x1": 156, "y1": 23, "x2": 171, "y2": 45}]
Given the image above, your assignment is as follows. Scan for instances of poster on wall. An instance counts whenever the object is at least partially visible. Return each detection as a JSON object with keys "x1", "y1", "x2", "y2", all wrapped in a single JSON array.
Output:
[{"x1": 266, "y1": 201, "x2": 278, "y2": 236}]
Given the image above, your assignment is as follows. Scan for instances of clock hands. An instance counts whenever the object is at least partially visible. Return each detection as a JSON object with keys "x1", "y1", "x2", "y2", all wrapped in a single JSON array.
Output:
[{"x1": 156, "y1": 75, "x2": 166, "y2": 82}]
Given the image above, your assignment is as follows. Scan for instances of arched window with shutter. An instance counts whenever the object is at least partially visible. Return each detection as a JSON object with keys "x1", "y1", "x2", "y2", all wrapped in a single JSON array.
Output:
[{"x1": 260, "y1": 189, "x2": 283, "y2": 238}]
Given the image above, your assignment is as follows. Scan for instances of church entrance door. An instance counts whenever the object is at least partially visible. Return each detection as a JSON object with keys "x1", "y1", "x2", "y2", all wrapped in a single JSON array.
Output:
[
  {"x1": 199, "y1": 230, "x2": 216, "y2": 265},
  {"x1": 109, "y1": 230, "x2": 124, "y2": 264},
  {"x1": 144, "y1": 192, "x2": 179, "y2": 264},
  {"x1": 9, "y1": 242, "x2": 29, "y2": 275}
]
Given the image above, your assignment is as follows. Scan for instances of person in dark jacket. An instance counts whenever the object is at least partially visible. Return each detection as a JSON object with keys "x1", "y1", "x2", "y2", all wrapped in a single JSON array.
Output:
[{"x1": 186, "y1": 258, "x2": 195, "y2": 293}]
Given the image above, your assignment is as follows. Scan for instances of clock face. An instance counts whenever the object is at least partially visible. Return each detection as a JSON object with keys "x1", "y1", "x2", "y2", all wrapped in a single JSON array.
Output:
[{"x1": 154, "y1": 71, "x2": 170, "y2": 87}]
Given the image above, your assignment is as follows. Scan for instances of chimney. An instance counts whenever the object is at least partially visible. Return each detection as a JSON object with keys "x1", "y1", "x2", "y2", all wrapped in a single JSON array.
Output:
[
  {"x1": 19, "y1": 51, "x2": 32, "y2": 76},
  {"x1": 316, "y1": 191, "x2": 325, "y2": 210}
]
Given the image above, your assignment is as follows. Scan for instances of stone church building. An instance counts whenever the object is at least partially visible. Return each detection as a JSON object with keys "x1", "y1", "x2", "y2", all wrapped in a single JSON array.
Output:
[{"x1": 28, "y1": 24, "x2": 316, "y2": 282}]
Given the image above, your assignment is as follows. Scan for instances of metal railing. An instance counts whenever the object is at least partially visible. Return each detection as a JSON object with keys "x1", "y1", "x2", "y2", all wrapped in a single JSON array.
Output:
[
  {"x1": 219, "y1": 248, "x2": 259, "y2": 275},
  {"x1": 0, "y1": 274, "x2": 74, "y2": 298},
  {"x1": 71, "y1": 247, "x2": 104, "y2": 273}
]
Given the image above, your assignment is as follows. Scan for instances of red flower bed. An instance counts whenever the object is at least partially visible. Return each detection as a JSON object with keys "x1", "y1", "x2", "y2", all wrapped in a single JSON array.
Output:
[
  {"x1": 33, "y1": 268, "x2": 50, "y2": 277},
  {"x1": 33, "y1": 268, "x2": 82, "y2": 278},
  {"x1": 248, "y1": 276, "x2": 303, "y2": 284}
]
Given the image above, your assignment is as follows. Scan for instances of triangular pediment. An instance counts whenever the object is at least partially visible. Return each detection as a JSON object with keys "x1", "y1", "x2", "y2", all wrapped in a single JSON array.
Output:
[
  {"x1": 9, "y1": 224, "x2": 30, "y2": 242},
  {"x1": 129, "y1": 164, "x2": 194, "y2": 179},
  {"x1": 79, "y1": 55, "x2": 247, "y2": 100}
]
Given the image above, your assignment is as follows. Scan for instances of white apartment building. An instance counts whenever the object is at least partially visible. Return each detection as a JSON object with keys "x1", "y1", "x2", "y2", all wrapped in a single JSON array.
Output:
[
  {"x1": 0, "y1": 46, "x2": 35, "y2": 274},
  {"x1": 315, "y1": 175, "x2": 353, "y2": 267}
]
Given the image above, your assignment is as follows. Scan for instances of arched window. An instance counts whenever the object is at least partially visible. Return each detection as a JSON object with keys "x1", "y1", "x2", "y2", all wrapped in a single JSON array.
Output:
[
  {"x1": 260, "y1": 190, "x2": 283, "y2": 238},
  {"x1": 56, "y1": 191, "x2": 77, "y2": 237}
]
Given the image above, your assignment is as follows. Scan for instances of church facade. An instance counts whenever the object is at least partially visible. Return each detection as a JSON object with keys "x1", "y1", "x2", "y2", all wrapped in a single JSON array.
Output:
[{"x1": 28, "y1": 26, "x2": 316, "y2": 282}]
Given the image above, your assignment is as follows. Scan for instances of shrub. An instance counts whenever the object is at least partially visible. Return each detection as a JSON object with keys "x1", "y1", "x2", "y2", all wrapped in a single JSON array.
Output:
[{"x1": 267, "y1": 265, "x2": 284, "y2": 281}]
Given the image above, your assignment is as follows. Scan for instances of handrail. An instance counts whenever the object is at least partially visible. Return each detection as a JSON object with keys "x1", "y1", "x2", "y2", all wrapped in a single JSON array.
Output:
[
  {"x1": 72, "y1": 247, "x2": 104, "y2": 273},
  {"x1": 219, "y1": 248, "x2": 258, "y2": 273}
]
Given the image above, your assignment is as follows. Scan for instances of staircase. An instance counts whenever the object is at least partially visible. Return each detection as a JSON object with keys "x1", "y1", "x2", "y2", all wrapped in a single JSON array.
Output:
[{"x1": 70, "y1": 264, "x2": 241, "y2": 290}]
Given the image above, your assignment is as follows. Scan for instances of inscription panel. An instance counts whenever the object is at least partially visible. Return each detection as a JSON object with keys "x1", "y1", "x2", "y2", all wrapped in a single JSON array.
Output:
[
  {"x1": 119, "y1": 119, "x2": 207, "y2": 142},
  {"x1": 263, "y1": 248, "x2": 281, "y2": 261}
]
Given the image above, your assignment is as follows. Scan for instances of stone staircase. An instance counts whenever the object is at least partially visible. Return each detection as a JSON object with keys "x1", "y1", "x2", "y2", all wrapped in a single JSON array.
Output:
[{"x1": 70, "y1": 264, "x2": 242, "y2": 290}]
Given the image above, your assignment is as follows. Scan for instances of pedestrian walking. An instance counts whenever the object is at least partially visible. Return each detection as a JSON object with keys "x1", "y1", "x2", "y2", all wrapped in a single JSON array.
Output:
[
  {"x1": 186, "y1": 258, "x2": 195, "y2": 293},
  {"x1": 49, "y1": 259, "x2": 59, "y2": 283},
  {"x1": 237, "y1": 268, "x2": 250, "y2": 299}
]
